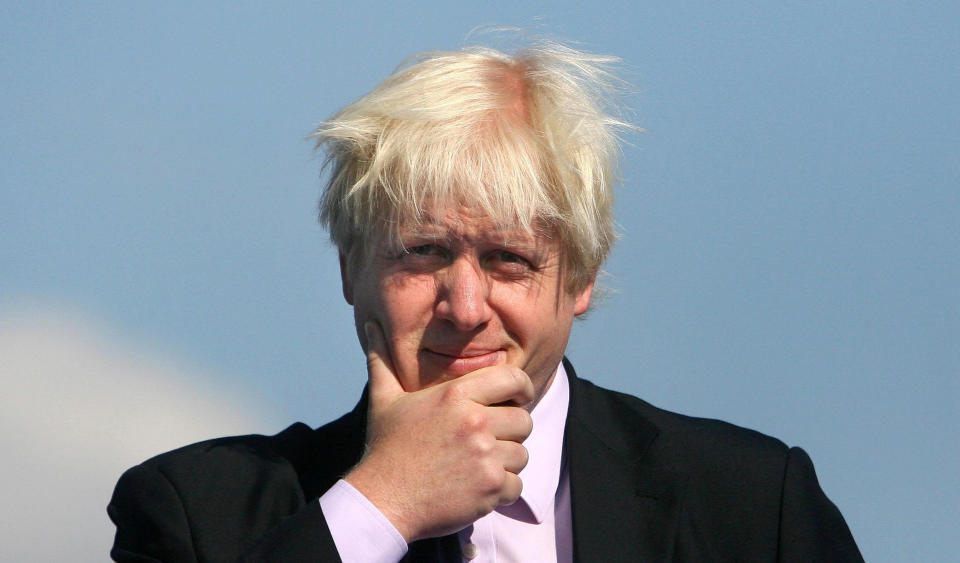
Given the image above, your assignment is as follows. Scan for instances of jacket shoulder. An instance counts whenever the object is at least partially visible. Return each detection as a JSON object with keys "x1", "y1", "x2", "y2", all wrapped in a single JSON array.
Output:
[
  {"x1": 574, "y1": 376, "x2": 790, "y2": 466},
  {"x1": 572, "y1": 377, "x2": 863, "y2": 561},
  {"x1": 108, "y1": 423, "x2": 317, "y2": 561},
  {"x1": 134, "y1": 422, "x2": 316, "y2": 485},
  {"x1": 108, "y1": 419, "x2": 357, "y2": 562}
]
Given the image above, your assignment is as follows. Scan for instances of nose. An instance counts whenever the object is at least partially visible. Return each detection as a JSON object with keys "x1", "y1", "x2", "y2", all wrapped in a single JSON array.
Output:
[{"x1": 435, "y1": 256, "x2": 493, "y2": 331}]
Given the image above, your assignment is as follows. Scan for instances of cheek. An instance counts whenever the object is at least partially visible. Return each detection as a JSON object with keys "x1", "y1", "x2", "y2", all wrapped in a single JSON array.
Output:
[
  {"x1": 377, "y1": 280, "x2": 438, "y2": 346},
  {"x1": 512, "y1": 293, "x2": 578, "y2": 360},
  {"x1": 498, "y1": 285, "x2": 562, "y2": 328},
  {"x1": 382, "y1": 276, "x2": 432, "y2": 314},
  {"x1": 352, "y1": 283, "x2": 386, "y2": 328}
]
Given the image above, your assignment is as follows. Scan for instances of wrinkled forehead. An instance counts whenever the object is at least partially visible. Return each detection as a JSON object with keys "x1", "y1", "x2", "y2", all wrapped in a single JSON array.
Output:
[
  {"x1": 412, "y1": 205, "x2": 554, "y2": 245},
  {"x1": 345, "y1": 199, "x2": 560, "y2": 269},
  {"x1": 385, "y1": 203, "x2": 554, "y2": 249}
]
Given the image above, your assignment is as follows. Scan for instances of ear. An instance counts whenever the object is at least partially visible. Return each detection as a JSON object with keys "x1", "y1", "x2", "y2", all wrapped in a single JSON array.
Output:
[
  {"x1": 573, "y1": 275, "x2": 596, "y2": 316},
  {"x1": 339, "y1": 253, "x2": 354, "y2": 305}
]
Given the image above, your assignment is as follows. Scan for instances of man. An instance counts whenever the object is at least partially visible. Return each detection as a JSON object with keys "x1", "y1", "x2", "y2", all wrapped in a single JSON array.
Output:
[{"x1": 108, "y1": 42, "x2": 863, "y2": 562}]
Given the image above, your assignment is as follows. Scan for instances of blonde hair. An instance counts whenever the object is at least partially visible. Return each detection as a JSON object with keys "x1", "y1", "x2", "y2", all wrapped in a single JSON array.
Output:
[{"x1": 313, "y1": 41, "x2": 633, "y2": 292}]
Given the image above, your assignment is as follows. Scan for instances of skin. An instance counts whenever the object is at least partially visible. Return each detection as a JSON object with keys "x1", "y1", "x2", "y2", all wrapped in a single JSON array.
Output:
[{"x1": 341, "y1": 205, "x2": 594, "y2": 542}]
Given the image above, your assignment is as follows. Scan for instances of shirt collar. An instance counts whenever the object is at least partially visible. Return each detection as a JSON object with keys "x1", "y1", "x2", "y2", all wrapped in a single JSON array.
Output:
[{"x1": 506, "y1": 361, "x2": 569, "y2": 524}]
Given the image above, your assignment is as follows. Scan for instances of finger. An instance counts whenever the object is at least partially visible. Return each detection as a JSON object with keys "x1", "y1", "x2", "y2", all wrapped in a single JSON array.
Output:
[
  {"x1": 455, "y1": 366, "x2": 535, "y2": 407},
  {"x1": 497, "y1": 472, "x2": 524, "y2": 507},
  {"x1": 497, "y1": 440, "x2": 529, "y2": 475},
  {"x1": 485, "y1": 405, "x2": 533, "y2": 442},
  {"x1": 364, "y1": 321, "x2": 405, "y2": 409}
]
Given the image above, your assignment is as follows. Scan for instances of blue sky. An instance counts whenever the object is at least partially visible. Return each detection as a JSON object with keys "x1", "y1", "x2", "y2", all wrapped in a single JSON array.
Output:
[{"x1": 2, "y1": 2, "x2": 957, "y2": 560}]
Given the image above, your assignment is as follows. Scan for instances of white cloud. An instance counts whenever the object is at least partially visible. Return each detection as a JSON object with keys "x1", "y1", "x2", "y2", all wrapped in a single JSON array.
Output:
[{"x1": 0, "y1": 305, "x2": 277, "y2": 561}]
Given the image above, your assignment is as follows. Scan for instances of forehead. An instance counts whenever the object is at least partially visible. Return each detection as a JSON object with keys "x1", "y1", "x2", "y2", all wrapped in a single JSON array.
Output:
[{"x1": 392, "y1": 205, "x2": 550, "y2": 247}]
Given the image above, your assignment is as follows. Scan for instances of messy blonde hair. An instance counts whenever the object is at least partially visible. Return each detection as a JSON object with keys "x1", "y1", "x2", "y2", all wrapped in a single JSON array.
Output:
[{"x1": 313, "y1": 41, "x2": 633, "y2": 292}]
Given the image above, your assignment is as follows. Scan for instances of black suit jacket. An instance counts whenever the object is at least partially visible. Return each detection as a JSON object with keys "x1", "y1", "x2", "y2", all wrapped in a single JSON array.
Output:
[{"x1": 108, "y1": 361, "x2": 863, "y2": 561}]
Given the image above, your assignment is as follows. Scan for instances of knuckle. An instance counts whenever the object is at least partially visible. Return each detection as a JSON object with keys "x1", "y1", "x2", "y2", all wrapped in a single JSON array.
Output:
[
  {"x1": 509, "y1": 367, "x2": 526, "y2": 387},
  {"x1": 441, "y1": 380, "x2": 469, "y2": 403},
  {"x1": 509, "y1": 368, "x2": 534, "y2": 398},
  {"x1": 518, "y1": 408, "x2": 533, "y2": 428},
  {"x1": 499, "y1": 474, "x2": 522, "y2": 504},
  {"x1": 504, "y1": 442, "x2": 528, "y2": 472},
  {"x1": 467, "y1": 433, "x2": 494, "y2": 456},
  {"x1": 518, "y1": 443, "x2": 529, "y2": 466},
  {"x1": 478, "y1": 461, "x2": 505, "y2": 490},
  {"x1": 507, "y1": 407, "x2": 533, "y2": 437},
  {"x1": 459, "y1": 411, "x2": 487, "y2": 435}
]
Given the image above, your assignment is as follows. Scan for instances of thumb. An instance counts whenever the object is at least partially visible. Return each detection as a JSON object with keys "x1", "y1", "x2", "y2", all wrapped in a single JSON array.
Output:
[{"x1": 364, "y1": 321, "x2": 405, "y2": 410}]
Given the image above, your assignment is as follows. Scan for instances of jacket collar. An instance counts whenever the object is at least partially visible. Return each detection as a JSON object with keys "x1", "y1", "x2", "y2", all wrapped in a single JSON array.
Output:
[{"x1": 564, "y1": 358, "x2": 687, "y2": 562}]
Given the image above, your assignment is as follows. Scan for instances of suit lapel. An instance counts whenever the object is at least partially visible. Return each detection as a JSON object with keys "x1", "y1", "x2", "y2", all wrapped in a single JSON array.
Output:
[
  {"x1": 295, "y1": 392, "x2": 370, "y2": 502},
  {"x1": 564, "y1": 360, "x2": 687, "y2": 562}
]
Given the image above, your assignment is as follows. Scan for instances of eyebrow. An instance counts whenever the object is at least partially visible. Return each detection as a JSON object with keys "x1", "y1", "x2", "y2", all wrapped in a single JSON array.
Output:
[{"x1": 397, "y1": 225, "x2": 537, "y2": 246}]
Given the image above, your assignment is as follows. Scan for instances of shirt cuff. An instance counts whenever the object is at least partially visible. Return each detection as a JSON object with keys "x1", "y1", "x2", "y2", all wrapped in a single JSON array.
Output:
[{"x1": 318, "y1": 479, "x2": 409, "y2": 563}]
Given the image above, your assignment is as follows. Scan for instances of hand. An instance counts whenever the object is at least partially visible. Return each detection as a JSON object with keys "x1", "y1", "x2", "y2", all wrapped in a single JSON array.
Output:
[{"x1": 344, "y1": 321, "x2": 535, "y2": 542}]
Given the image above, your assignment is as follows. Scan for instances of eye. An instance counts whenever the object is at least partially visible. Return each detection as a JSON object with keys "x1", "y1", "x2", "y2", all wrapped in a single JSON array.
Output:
[
  {"x1": 403, "y1": 244, "x2": 443, "y2": 257},
  {"x1": 495, "y1": 250, "x2": 524, "y2": 263},
  {"x1": 396, "y1": 244, "x2": 449, "y2": 264},
  {"x1": 488, "y1": 250, "x2": 535, "y2": 272}
]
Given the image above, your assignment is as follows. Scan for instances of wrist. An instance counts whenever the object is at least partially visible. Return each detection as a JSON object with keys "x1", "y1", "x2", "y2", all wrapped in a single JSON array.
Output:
[{"x1": 345, "y1": 462, "x2": 419, "y2": 542}]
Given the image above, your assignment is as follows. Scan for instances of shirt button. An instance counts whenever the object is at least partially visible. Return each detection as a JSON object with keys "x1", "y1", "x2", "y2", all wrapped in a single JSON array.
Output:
[{"x1": 462, "y1": 542, "x2": 478, "y2": 560}]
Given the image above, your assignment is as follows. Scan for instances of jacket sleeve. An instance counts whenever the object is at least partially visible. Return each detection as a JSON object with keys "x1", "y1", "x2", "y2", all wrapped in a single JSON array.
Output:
[
  {"x1": 238, "y1": 502, "x2": 342, "y2": 562},
  {"x1": 108, "y1": 463, "x2": 344, "y2": 562},
  {"x1": 777, "y1": 447, "x2": 864, "y2": 563},
  {"x1": 108, "y1": 464, "x2": 198, "y2": 563}
]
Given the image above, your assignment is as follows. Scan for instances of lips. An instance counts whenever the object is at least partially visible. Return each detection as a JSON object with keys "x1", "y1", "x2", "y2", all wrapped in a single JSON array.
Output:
[{"x1": 421, "y1": 348, "x2": 506, "y2": 376}]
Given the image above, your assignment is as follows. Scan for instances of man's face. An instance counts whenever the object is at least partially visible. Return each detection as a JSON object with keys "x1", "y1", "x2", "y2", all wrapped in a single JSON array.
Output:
[{"x1": 342, "y1": 206, "x2": 594, "y2": 403}]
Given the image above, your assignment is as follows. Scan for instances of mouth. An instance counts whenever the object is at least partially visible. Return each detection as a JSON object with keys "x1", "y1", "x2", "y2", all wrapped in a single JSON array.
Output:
[{"x1": 421, "y1": 348, "x2": 506, "y2": 376}]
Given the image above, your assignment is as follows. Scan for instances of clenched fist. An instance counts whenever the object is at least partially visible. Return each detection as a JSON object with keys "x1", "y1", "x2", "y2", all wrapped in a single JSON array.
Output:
[{"x1": 344, "y1": 321, "x2": 535, "y2": 542}]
